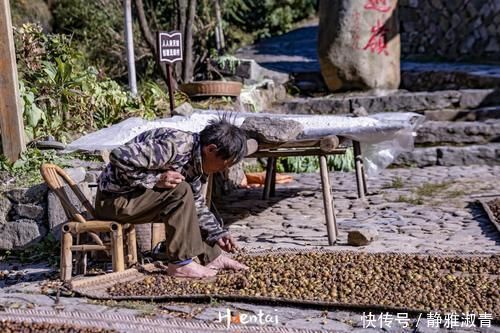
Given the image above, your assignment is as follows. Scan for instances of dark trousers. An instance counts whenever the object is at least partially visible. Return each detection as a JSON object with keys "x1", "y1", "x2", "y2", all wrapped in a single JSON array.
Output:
[{"x1": 95, "y1": 182, "x2": 220, "y2": 264}]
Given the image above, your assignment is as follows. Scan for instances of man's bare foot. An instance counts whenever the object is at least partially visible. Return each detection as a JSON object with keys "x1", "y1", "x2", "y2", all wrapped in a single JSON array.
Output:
[
  {"x1": 167, "y1": 261, "x2": 217, "y2": 278},
  {"x1": 205, "y1": 255, "x2": 249, "y2": 271}
]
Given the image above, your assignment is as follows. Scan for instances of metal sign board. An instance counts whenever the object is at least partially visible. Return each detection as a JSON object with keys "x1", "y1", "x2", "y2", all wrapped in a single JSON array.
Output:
[{"x1": 157, "y1": 31, "x2": 183, "y2": 64}]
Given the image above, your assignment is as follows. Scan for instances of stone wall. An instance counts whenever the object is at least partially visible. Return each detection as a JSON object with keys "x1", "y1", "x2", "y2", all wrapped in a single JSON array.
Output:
[
  {"x1": 400, "y1": 0, "x2": 499, "y2": 62},
  {"x1": 0, "y1": 165, "x2": 102, "y2": 251}
]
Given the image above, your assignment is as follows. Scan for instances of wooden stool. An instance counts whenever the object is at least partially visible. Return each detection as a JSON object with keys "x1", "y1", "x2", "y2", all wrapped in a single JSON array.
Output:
[
  {"x1": 40, "y1": 163, "x2": 137, "y2": 281},
  {"x1": 248, "y1": 135, "x2": 349, "y2": 245}
]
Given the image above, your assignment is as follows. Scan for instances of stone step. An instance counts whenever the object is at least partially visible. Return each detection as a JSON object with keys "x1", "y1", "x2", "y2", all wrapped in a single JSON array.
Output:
[
  {"x1": 271, "y1": 89, "x2": 500, "y2": 115},
  {"x1": 393, "y1": 143, "x2": 500, "y2": 168},
  {"x1": 415, "y1": 120, "x2": 500, "y2": 145},
  {"x1": 422, "y1": 105, "x2": 500, "y2": 121},
  {"x1": 289, "y1": 68, "x2": 500, "y2": 94}
]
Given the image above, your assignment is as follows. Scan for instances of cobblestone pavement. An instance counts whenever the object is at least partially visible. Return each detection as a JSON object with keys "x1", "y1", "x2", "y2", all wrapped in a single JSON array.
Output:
[
  {"x1": 218, "y1": 165, "x2": 500, "y2": 254},
  {"x1": 1, "y1": 165, "x2": 499, "y2": 332}
]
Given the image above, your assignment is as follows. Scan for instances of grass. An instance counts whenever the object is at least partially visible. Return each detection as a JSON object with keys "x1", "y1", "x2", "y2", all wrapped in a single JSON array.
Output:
[
  {"x1": 396, "y1": 195, "x2": 424, "y2": 205},
  {"x1": 393, "y1": 181, "x2": 467, "y2": 206},
  {"x1": 414, "y1": 181, "x2": 452, "y2": 197},
  {"x1": 383, "y1": 176, "x2": 404, "y2": 189}
]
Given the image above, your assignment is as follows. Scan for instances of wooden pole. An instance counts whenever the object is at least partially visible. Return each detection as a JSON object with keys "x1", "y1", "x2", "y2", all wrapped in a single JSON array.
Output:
[
  {"x1": 353, "y1": 140, "x2": 367, "y2": 199},
  {"x1": 127, "y1": 225, "x2": 138, "y2": 265},
  {"x1": 123, "y1": 0, "x2": 137, "y2": 95},
  {"x1": 151, "y1": 223, "x2": 165, "y2": 252},
  {"x1": 214, "y1": 0, "x2": 225, "y2": 51},
  {"x1": 61, "y1": 232, "x2": 73, "y2": 281},
  {"x1": 166, "y1": 64, "x2": 175, "y2": 114},
  {"x1": 319, "y1": 155, "x2": 337, "y2": 245},
  {"x1": 111, "y1": 223, "x2": 125, "y2": 272},
  {"x1": 0, "y1": 0, "x2": 25, "y2": 162}
]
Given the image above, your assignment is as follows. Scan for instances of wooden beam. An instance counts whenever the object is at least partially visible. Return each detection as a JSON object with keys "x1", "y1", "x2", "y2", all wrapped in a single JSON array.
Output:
[{"x1": 0, "y1": 0, "x2": 25, "y2": 162}]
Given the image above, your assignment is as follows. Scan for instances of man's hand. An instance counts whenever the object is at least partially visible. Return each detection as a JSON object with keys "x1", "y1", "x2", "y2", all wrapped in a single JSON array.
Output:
[
  {"x1": 156, "y1": 171, "x2": 185, "y2": 189},
  {"x1": 217, "y1": 234, "x2": 238, "y2": 253}
]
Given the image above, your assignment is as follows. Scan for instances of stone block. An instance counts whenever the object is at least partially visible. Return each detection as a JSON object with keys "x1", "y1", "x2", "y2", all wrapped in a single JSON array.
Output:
[
  {"x1": 14, "y1": 204, "x2": 45, "y2": 221},
  {"x1": 241, "y1": 117, "x2": 304, "y2": 143},
  {"x1": 65, "y1": 167, "x2": 87, "y2": 183},
  {"x1": 172, "y1": 102, "x2": 193, "y2": 117},
  {"x1": 347, "y1": 228, "x2": 379, "y2": 246},
  {"x1": 6, "y1": 184, "x2": 48, "y2": 204},
  {"x1": 394, "y1": 147, "x2": 438, "y2": 167},
  {"x1": 0, "y1": 194, "x2": 12, "y2": 225},
  {"x1": 0, "y1": 220, "x2": 47, "y2": 250}
]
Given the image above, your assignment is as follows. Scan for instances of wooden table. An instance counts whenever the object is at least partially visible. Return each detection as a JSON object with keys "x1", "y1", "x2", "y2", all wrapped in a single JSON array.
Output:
[{"x1": 245, "y1": 136, "x2": 368, "y2": 245}]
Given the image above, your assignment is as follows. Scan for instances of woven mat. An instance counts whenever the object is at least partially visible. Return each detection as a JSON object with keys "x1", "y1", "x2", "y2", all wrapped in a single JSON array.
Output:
[
  {"x1": 0, "y1": 309, "x2": 318, "y2": 333},
  {"x1": 70, "y1": 248, "x2": 498, "y2": 315}
]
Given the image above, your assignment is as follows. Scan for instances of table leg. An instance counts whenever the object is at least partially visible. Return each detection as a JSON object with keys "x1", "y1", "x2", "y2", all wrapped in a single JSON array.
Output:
[
  {"x1": 319, "y1": 155, "x2": 337, "y2": 245},
  {"x1": 263, "y1": 157, "x2": 275, "y2": 200},
  {"x1": 353, "y1": 140, "x2": 367, "y2": 198},
  {"x1": 270, "y1": 158, "x2": 277, "y2": 197}
]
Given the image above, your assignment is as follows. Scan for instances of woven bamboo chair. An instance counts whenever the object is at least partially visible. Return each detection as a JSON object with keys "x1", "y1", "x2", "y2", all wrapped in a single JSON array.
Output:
[{"x1": 40, "y1": 163, "x2": 137, "y2": 281}]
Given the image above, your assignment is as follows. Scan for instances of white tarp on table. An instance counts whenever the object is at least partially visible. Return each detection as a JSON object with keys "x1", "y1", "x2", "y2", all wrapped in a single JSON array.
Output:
[{"x1": 66, "y1": 110, "x2": 424, "y2": 175}]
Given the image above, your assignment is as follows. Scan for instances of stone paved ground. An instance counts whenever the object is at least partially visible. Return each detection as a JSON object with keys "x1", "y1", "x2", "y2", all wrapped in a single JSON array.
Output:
[
  {"x1": 1, "y1": 165, "x2": 499, "y2": 332},
  {"x1": 218, "y1": 165, "x2": 500, "y2": 254}
]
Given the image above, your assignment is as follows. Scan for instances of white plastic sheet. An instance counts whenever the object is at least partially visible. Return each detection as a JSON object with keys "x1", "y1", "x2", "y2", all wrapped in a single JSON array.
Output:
[{"x1": 66, "y1": 110, "x2": 424, "y2": 175}]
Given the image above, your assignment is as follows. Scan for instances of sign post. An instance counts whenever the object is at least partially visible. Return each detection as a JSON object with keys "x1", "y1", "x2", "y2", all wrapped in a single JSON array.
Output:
[
  {"x1": 157, "y1": 31, "x2": 183, "y2": 115},
  {"x1": 0, "y1": 0, "x2": 25, "y2": 162}
]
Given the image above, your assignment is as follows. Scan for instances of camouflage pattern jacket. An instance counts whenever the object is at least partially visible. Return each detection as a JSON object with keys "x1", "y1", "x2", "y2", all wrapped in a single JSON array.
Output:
[{"x1": 98, "y1": 127, "x2": 227, "y2": 244}]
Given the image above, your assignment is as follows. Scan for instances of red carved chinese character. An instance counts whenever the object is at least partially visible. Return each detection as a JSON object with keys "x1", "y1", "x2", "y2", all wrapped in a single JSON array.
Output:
[
  {"x1": 364, "y1": 0, "x2": 391, "y2": 12},
  {"x1": 363, "y1": 20, "x2": 389, "y2": 55}
]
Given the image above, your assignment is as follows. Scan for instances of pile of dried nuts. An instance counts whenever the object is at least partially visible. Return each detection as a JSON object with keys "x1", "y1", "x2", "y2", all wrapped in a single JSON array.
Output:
[
  {"x1": 487, "y1": 198, "x2": 500, "y2": 222},
  {"x1": 0, "y1": 320, "x2": 116, "y2": 333},
  {"x1": 109, "y1": 252, "x2": 499, "y2": 316}
]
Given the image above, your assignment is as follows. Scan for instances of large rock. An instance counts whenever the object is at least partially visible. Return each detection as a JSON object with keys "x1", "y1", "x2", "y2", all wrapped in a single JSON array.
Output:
[
  {"x1": 5, "y1": 184, "x2": 48, "y2": 204},
  {"x1": 0, "y1": 220, "x2": 47, "y2": 250},
  {"x1": 318, "y1": 0, "x2": 400, "y2": 91},
  {"x1": 241, "y1": 117, "x2": 304, "y2": 143}
]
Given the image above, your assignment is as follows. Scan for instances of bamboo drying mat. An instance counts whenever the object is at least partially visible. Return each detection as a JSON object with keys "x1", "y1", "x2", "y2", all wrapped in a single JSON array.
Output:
[
  {"x1": 70, "y1": 248, "x2": 499, "y2": 315},
  {"x1": 478, "y1": 196, "x2": 500, "y2": 233}
]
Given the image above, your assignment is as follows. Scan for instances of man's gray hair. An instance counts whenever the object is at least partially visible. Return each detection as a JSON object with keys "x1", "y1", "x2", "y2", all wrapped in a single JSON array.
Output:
[{"x1": 199, "y1": 116, "x2": 248, "y2": 164}]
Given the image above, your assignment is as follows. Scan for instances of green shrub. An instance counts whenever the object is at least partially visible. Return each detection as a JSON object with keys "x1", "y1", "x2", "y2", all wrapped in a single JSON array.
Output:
[
  {"x1": 223, "y1": 0, "x2": 318, "y2": 43},
  {"x1": 14, "y1": 24, "x2": 178, "y2": 143}
]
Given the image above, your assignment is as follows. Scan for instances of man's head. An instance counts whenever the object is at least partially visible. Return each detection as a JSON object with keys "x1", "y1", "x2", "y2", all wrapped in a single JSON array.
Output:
[{"x1": 199, "y1": 117, "x2": 248, "y2": 174}]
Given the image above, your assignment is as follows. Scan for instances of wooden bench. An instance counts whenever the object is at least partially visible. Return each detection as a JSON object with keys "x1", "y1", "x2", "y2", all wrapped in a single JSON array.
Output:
[{"x1": 246, "y1": 136, "x2": 368, "y2": 245}]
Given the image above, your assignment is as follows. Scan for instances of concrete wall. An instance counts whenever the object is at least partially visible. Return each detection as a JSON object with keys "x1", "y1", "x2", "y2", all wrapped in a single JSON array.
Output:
[{"x1": 399, "y1": 0, "x2": 499, "y2": 62}]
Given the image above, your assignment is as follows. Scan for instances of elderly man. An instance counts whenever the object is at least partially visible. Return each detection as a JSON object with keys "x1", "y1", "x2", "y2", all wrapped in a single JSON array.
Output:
[{"x1": 95, "y1": 118, "x2": 251, "y2": 278}]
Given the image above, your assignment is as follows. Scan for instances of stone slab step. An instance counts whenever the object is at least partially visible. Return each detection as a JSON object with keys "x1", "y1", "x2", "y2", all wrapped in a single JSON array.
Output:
[
  {"x1": 416, "y1": 120, "x2": 500, "y2": 144},
  {"x1": 423, "y1": 105, "x2": 500, "y2": 121},
  {"x1": 393, "y1": 143, "x2": 500, "y2": 168},
  {"x1": 271, "y1": 89, "x2": 499, "y2": 115}
]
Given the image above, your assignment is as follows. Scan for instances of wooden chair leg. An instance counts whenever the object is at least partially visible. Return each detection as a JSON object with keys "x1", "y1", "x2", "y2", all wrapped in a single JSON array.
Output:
[
  {"x1": 61, "y1": 231, "x2": 73, "y2": 281},
  {"x1": 127, "y1": 225, "x2": 138, "y2": 265},
  {"x1": 319, "y1": 155, "x2": 337, "y2": 245},
  {"x1": 151, "y1": 223, "x2": 165, "y2": 252},
  {"x1": 111, "y1": 223, "x2": 125, "y2": 272}
]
